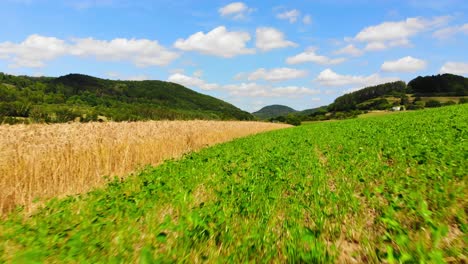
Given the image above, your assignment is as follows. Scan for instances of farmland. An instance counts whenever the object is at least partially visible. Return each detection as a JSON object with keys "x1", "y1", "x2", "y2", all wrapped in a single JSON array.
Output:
[
  {"x1": 0, "y1": 121, "x2": 289, "y2": 215},
  {"x1": 1, "y1": 104, "x2": 467, "y2": 263}
]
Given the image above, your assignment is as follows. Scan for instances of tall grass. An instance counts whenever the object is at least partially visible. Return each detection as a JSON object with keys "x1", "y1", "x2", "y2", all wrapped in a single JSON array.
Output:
[{"x1": 0, "y1": 120, "x2": 289, "y2": 215}]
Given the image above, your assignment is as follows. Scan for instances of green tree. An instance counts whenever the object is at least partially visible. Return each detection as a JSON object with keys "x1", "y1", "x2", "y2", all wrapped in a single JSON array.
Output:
[{"x1": 425, "y1": 100, "x2": 441, "y2": 108}]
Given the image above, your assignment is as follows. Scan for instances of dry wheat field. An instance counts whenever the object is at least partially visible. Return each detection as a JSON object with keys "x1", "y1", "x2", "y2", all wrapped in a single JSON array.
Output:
[{"x1": 0, "y1": 121, "x2": 289, "y2": 215}]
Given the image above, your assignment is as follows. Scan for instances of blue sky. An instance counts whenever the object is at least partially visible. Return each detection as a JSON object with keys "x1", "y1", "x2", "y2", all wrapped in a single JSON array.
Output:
[{"x1": 1, "y1": 0, "x2": 467, "y2": 111}]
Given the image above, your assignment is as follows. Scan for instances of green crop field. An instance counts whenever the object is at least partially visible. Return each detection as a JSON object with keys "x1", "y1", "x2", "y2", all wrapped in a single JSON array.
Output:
[{"x1": 1, "y1": 105, "x2": 467, "y2": 263}]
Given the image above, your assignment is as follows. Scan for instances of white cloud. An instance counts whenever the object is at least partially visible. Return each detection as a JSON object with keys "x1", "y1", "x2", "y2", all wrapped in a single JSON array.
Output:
[
  {"x1": 355, "y1": 16, "x2": 449, "y2": 42},
  {"x1": 174, "y1": 26, "x2": 255, "y2": 58},
  {"x1": 106, "y1": 72, "x2": 152, "y2": 81},
  {"x1": 354, "y1": 16, "x2": 450, "y2": 50},
  {"x1": 0, "y1": 34, "x2": 179, "y2": 68},
  {"x1": 271, "y1": 86, "x2": 320, "y2": 97},
  {"x1": 256, "y1": 27, "x2": 297, "y2": 51},
  {"x1": 381, "y1": 56, "x2": 427, "y2": 72},
  {"x1": 388, "y1": 38, "x2": 412, "y2": 48},
  {"x1": 364, "y1": 42, "x2": 387, "y2": 51},
  {"x1": 193, "y1": 70, "x2": 203, "y2": 78},
  {"x1": 439, "y1": 62, "x2": 468, "y2": 75},
  {"x1": 169, "y1": 68, "x2": 185, "y2": 74},
  {"x1": 70, "y1": 37, "x2": 179, "y2": 67},
  {"x1": 128, "y1": 75, "x2": 151, "y2": 81},
  {"x1": 225, "y1": 82, "x2": 319, "y2": 98},
  {"x1": 315, "y1": 68, "x2": 399, "y2": 87},
  {"x1": 167, "y1": 73, "x2": 220, "y2": 90},
  {"x1": 286, "y1": 47, "x2": 346, "y2": 65},
  {"x1": 218, "y1": 2, "x2": 253, "y2": 19},
  {"x1": 224, "y1": 82, "x2": 271, "y2": 97},
  {"x1": 277, "y1": 9, "x2": 300, "y2": 23},
  {"x1": 343, "y1": 87, "x2": 362, "y2": 94},
  {"x1": 433, "y1": 24, "x2": 468, "y2": 39},
  {"x1": 245, "y1": 67, "x2": 308, "y2": 82},
  {"x1": 334, "y1": 44, "x2": 363, "y2": 56},
  {"x1": 0, "y1": 34, "x2": 68, "y2": 68},
  {"x1": 303, "y1": 15, "x2": 312, "y2": 25},
  {"x1": 168, "y1": 73, "x2": 320, "y2": 98}
]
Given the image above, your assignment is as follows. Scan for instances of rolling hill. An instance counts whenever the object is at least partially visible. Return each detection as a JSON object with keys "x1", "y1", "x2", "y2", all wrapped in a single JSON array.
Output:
[
  {"x1": 252, "y1": 104, "x2": 297, "y2": 119},
  {"x1": 0, "y1": 73, "x2": 253, "y2": 123}
]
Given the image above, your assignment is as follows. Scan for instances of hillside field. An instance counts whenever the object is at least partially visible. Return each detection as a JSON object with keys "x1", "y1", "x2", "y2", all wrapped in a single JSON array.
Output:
[{"x1": 1, "y1": 105, "x2": 467, "y2": 263}]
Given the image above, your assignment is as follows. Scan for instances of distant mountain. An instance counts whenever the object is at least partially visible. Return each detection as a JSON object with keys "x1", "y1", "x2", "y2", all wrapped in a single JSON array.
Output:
[
  {"x1": 253, "y1": 104, "x2": 297, "y2": 119},
  {"x1": 0, "y1": 73, "x2": 253, "y2": 124}
]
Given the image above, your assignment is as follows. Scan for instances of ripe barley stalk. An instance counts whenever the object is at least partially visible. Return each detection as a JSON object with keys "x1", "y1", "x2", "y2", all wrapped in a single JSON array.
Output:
[{"x1": 0, "y1": 120, "x2": 289, "y2": 215}]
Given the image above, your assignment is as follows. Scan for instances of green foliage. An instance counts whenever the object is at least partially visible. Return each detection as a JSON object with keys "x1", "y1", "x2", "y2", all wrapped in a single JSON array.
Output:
[
  {"x1": 357, "y1": 98, "x2": 392, "y2": 110},
  {"x1": 408, "y1": 73, "x2": 468, "y2": 96},
  {"x1": 1, "y1": 104, "x2": 466, "y2": 262},
  {"x1": 0, "y1": 73, "x2": 253, "y2": 123},
  {"x1": 425, "y1": 100, "x2": 442, "y2": 108},
  {"x1": 296, "y1": 106, "x2": 327, "y2": 116},
  {"x1": 444, "y1": 100, "x2": 456, "y2": 106},
  {"x1": 400, "y1": 94, "x2": 410, "y2": 106},
  {"x1": 285, "y1": 114, "x2": 301, "y2": 126}
]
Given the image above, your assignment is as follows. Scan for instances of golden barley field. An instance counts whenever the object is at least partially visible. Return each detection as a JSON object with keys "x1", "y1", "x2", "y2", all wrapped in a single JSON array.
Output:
[{"x1": 0, "y1": 121, "x2": 289, "y2": 215}]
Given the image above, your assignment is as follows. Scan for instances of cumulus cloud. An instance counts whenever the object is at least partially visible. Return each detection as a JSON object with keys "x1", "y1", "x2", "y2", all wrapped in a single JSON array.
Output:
[
  {"x1": 174, "y1": 26, "x2": 255, "y2": 58},
  {"x1": 381, "y1": 56, "x2": 427, "y2": 72},
  {"x1": 433, "y1": 24, "x2": 468, "y2": 39},
  {"x1": 271, "y1": 86, "x2": 320, "y2": 97},
  {"x1": 225, "y1": 83, "x2": 319, "y2": 98},
  {"x1": 355, "y1": 16, "x2": 449, "y2": 42},
  {"x1": 218, "y1": 2, "x2": 253, "y2": 19},
  {"x1": 0, "y1": 34, "x2": 68, "y2": 68},
  {"x1": 223, "y1": 82, "x2": 271, "y2": 97},
  {"x1": 334, "y1": 44, "x2": 363, "y2": 56},
  {"x1": 168, "y1": 73, "x2": 319, "y2": 98},
  {"x1": 315, "y1": 68, "x2": 399, "y2": 87},
  {"x1": 167, "y1": 73, "x2": 220, "y2": 90},
  {"x1": 106, "y1": 72, "x2": 151, "y2": 81},
  {"x1": 127, "y1": 75, "x2": 152, "y2": 81},
  {"x1": 439, "y1": 62, "x2": 468, "y2": 75},
  {"x1": 0, "y1": 34, "x2": 179, "y2": 68},
  {"x1": 256, "y1": 27, "x2": 297, "y2": 51},
  {"x1": 354, "y1": 16, "x2": 450, "y2": 50},
  {"x1": 245, "y1": 67, "x2": 308, "y2": 82},
  {"x1": 286, "y1": 47, "x2": 346, "y2": 65},
  {"x1": 364, "y1": 42, "x2": 387, "y2": 51},
  {"x1": 276, "y1": 9, "x2": 300, "y2": 23},
  {"x1": 70, "y1": 37, "x2": 179, "y2": 67}
]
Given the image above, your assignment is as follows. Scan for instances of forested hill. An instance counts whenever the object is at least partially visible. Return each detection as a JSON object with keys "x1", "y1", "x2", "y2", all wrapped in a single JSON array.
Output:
[
  {"x1": 329, "y1": 74, "x2": 468, "y2": 112},
  {"x1": 0, "y1": 73, "x2": 253, "y2": 123},
  {"x1": 408, "y1": 73, "x2": 468, "y2": 95},
  {"x1": 329, "y1": 81, "x2": 407, "y2": 111},
  {"x1": 252, "y1": 104, "x2": 297, "y2": 119}
]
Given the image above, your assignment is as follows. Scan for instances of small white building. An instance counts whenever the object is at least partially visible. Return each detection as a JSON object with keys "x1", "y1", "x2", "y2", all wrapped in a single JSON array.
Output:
[{"x1": 391, "y1": 106, "x2": 404, "y2": 111}]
